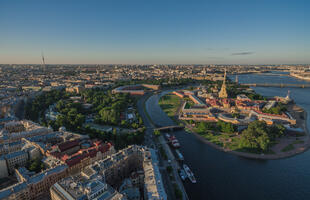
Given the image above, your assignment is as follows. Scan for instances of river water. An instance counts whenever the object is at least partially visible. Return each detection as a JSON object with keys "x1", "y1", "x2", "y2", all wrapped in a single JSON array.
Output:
[{"x1": 145, "y1": 72, "x2": 310, "y2": 200}]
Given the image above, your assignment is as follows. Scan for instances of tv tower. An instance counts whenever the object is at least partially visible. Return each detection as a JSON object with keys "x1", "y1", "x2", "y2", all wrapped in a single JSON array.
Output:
[{"x1": 41, "y1": 51, "x2": 46, "y2": 69}]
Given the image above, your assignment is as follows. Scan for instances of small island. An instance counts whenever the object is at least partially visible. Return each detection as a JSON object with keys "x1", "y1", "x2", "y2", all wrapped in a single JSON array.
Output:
[{"x1": 159, "y1": 71, "x2": 310, "y2": 159}]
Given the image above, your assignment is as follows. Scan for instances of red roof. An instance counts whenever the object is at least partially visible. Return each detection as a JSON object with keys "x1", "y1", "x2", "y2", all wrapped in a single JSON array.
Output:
[
  {"x1": 98, "y1": 143, "x2": 111, "y2": 153},
  {"x1": 57, "y1": 142, "x2": 113, "y2": 167},
  {"x1": 65, "y1": 154, "x2": 84, "y2": 167},
  {"x1": 58, "y1": 140, "x2": 80, "y2": 152}
]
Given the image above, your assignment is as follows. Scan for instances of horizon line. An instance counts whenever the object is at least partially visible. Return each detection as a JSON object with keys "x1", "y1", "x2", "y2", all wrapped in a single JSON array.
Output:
[{"x1": 0, "y1": 63, "x2": 309, "y2": 66}]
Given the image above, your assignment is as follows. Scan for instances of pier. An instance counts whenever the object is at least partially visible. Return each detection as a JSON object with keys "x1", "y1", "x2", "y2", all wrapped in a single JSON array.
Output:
[{"x1": 241, "y1": 83, "x2": 310, "y2": 88}]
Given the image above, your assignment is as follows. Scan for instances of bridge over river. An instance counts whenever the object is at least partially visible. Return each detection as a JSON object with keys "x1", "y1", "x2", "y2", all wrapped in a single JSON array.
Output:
[
  {"x1": 241, "y1": 83, "x2": 310, "y2": 88},
  {"x1": 154, "y1": 125, "x2": 184, "y2": 132}
]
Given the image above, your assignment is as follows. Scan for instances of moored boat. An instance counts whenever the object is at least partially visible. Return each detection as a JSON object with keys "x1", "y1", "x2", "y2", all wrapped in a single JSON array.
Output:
[
  {"x1": 165, "y1": 133, "x2": 181, "y2": 148},
  {"x1": 175, "y1": 149, "x2": 184, "y2": 161},
  {"x1": 179, "y1": 169, "x2": 187, "y2": 181},
  {"x1": 183, "y1": 164, "x2": 196, "y2": 183}
]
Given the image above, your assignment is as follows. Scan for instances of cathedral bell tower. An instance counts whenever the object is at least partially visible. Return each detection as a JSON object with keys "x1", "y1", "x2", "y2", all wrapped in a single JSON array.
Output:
[{"x1": 219, "y1": 69, "x2": 228, "y2": 98}]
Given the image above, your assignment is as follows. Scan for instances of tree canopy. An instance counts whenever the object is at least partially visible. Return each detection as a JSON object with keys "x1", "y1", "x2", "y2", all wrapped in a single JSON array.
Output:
[
  {"x1": 239, "y1": 121, "x2": 285, "y2": 153},
  {"x1": 25, "y1": 89, "x2": 69, "y2": 121},
  {"x1": 26, "y1": 158, "x2": 45, "y2": 173}
]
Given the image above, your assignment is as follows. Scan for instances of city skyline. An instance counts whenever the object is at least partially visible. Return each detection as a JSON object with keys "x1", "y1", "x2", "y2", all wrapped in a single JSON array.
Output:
[{"x1": 0, "y1": 0, "x2": 309, "y2": 64}]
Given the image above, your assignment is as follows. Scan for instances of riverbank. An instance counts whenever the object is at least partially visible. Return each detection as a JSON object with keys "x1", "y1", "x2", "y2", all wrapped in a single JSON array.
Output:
[
  {"x1": 290, "y1": 73, "x2": 310, "y2": 81},
  {"x1": 158, "y1": 91, "x2": 310, "y2": 160}
]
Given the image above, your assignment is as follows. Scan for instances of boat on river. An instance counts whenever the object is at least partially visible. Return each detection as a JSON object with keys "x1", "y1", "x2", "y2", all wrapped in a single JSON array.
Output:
[
  {"x1": 179, "y1": 169, "x2": 187, "y2": 181},
  {"x1": 175, "y1": 149, "x2": 184, "y2": 161},
  {"x1": 183, "y1": 164, "x2": 196, "y2": 183},
  {"x1": 165, "y1": 133, "x2": 180, "y2": 148}
]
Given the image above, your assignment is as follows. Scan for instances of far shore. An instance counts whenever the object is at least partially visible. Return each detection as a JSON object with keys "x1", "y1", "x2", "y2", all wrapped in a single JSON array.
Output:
[{"x1": 290, "y1": 73, "x2": 310, "y2": 81}]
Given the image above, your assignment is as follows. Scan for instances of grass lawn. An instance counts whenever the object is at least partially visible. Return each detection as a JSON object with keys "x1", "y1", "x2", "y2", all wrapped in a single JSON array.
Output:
[
  {"x1": 159, "y1": 94, "x2": 182, "y2": 118},
  {"x1": 198, "y1": 130, "x2": 277, "y2": 154},
  {"x1": 265, "y1": 149, "x2": 276, "y2": 154},
  {"x1": 281, "y1": 144, "x2": 295, "y2": 152},
  {"x1": 200, "y1": 132, "x2": 230, "y2": 147},
  {"x1": 292, "y1": 140, "x2": 304, "y2": 145}
]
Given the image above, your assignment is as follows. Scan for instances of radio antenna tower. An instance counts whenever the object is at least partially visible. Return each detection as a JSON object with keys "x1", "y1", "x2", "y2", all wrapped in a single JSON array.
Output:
[{"x1": 41, "y1": 51, "x2": 46, "y2": 69}]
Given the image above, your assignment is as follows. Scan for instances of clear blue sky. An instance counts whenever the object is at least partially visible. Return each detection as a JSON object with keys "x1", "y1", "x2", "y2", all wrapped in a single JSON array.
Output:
[{"x1": 0, "y1": 0, "x2": 309, "y2": 64}]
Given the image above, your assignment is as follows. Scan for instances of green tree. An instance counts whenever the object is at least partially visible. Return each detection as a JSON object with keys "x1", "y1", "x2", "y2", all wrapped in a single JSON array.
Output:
[
  {"x1": 131, "y1": 123, "x2": 139, "y2": 129},
  {"x1": 196, "y1": 122, "x2": 213, "y2": 133},
  {"x1": 216, "y1": 121, "x2": 235, "y2": 133},
  {"x1": 26, "y1": 158, "x2": 45, "y2": 173},
  {"x1": 138, "y1": 117, "x2": 143, "y2": 126},
  {"x1": 239, "y1": 121, "x2": 271, "y2": 152},
  {"x1": 153, "y1": 130, "x2": 161, "y2": 137}
]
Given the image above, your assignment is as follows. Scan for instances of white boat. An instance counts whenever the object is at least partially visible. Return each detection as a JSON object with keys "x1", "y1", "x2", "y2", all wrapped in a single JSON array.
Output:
[
  {"x1": 168, "y1": 135, "x2": 180, "y2": 148},
  {"x1": 171, "y1": 140, "x2": 180, "y2": 148},
  {"x1": 183, "y1": 164, "x2": 196, "y2": 183}
]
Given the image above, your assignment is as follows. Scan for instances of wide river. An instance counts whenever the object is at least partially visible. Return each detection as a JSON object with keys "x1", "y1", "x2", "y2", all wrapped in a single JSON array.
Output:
[{"x1": 145, "y1": 72, "x2": 310, "y2": 200}]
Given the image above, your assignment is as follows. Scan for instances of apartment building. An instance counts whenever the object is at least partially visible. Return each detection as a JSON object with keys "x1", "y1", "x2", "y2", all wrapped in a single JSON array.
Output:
[{"x1": 50, "y1": 146, "x2": 167, "y2": 200}]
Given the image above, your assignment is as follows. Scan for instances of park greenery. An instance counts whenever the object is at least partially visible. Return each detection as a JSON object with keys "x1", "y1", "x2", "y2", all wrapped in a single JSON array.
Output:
[
  {"x1": 25, "y1": 158, "x2": 45, "y2": 173},
  {"x1": 25, "y1": 89, "x2": 69, "y2": 121},
  {"x1": 194, "y1": 121, "x2": 236, "y2": 134},
  {"x1": 238, "y1": 121, "x2": 285, "y2": 153},
  {"x1": 247, "y1": 93, "x2": 266, "y2": 100},
  {"x1": 158, "y1": 94, "x2": 182, "y2": 119},
  {"x1": 25, "y1": 89, "x2": 145, "y2": 150},
  {"x1": 263, "y1": 103, "x2": 287, "y2": 115},
  {"x1": 153, "y1": 130, "x2": 161, "y2": 137},
  {"x1": 193, "y1": 120, "x2": 285, "y2": 154},
  {"x1": 281, "y1": 144, "x2": 295, "y2": 152},
  {"x1": 53, "y1": 100, "x2": 86, "y2": 132},
  {"x1": 83, "y1": 124, "x2": 145, "y2": 150},
  {"x1": 81, "y1": 89, "x2": 137, "y2": 126}
]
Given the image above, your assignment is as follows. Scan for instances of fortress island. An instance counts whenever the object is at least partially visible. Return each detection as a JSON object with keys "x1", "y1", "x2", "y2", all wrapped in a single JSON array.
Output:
[{"x1": 159, "y1": 71, "x2": 309, "y2": 159}]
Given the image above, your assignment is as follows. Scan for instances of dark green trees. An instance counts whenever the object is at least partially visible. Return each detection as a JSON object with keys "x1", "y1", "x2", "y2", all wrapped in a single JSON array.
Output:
[
  {"x1": 239, "y1": 121, "x2": 285, "y2": 152},
  {"x1": 26, "y1": 158, "x2": 45, "y2": 173}
]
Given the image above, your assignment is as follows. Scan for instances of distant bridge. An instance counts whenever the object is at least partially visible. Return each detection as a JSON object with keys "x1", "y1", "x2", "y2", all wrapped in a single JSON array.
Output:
[
  {"x1": 241, "y1": 83, "x2": 310, "y2": 88},
  {"x1": 154, "y1": 125, "x2": 184, "y2": 132},
  {"x1": 254, "y1": 73, "x2": 288, "y2": 76}
]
